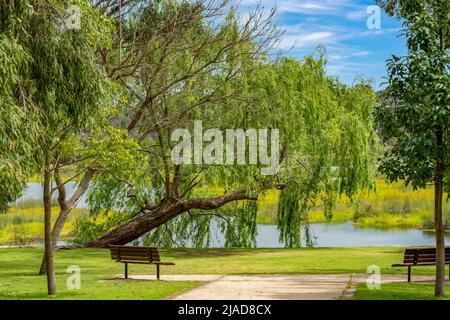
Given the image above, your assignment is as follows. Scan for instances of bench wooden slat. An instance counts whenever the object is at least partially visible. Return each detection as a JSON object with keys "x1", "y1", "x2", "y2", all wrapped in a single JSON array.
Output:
[
  {"x1": 111, "y1": 249, "x2": 158, "y2": 255},
  {"x1": 414, "y1": 262, "x2": 450, "y2": 266},
  {"x1": 112, "y1": 255, "x2": 155, "y2": 261},
  {"x1": 110, "y1": 245, "x2": 162, "y2": 263},
  {"x1": 118, "y1": 260, "x2": 153, "y2": 264},
  {"x1": 111, "y1": 249, "x2": 156, "y2": 254},
  {"x1": 110, "y1": 245, "x2": 158, "y2": 249},
  {"x1": 110, "y1": 249, "x2": 159, "y2": 254}
]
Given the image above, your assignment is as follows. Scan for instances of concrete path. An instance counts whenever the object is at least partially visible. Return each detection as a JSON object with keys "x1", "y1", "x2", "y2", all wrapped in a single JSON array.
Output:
[
  {"x1": 171, "y1": 274, "x2": 444, "y2": 300},
  {"x1": 172, "y1": 274, "x2": 353, "y2": 300},
  {"x1": 106, "y1": 273, "x2": 441, "y2": 300}
]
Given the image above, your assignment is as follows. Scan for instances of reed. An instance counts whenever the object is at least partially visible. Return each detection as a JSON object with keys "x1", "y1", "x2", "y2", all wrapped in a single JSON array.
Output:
[
  {"x1": 0, "y1": 207, "x2": 89, "y2": 245},
  {"x1": 256, "y1": 180, "x2": 449, "y2": 230}
]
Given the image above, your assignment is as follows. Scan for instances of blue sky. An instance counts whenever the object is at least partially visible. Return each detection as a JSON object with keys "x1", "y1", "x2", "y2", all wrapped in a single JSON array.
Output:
[{"x1": 238, "y1": 0, "x2": 407, "y2": 89}]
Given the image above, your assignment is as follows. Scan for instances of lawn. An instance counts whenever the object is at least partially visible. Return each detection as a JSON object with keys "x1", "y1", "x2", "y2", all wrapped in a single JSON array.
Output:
[
  {"x1": 0, "y1": 246, "x2": 445, "y2": 300},
  {"x1": 0, "y1": 248, "x2": 197, "y2": 300},
  {"x1": 354, "y1": 283, "x2": 450, "y2": 300}
]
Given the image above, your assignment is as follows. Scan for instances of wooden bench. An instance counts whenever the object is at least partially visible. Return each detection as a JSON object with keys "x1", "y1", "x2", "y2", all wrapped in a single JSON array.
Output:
[
  {"x1": 109, "y1": 245, "x2": 175, "y2": 280},
  {"x1": 392, "y1": 247, "x2": 450, "y2": 282}
]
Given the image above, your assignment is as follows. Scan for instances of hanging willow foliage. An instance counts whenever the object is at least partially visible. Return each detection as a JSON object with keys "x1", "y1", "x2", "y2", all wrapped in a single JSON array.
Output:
[
  {"x1": 277, "y1": 185, "x2": 302, "y2": 247},
  {"x1": 141, "y1": 213, "x2": 214, "y2": 248},
  {"x1": 139, "y1": 200, "x2": 258, "y2": 248},
  {"x1": 220, "y1": 201, "x2": 258, "y2": 248}
]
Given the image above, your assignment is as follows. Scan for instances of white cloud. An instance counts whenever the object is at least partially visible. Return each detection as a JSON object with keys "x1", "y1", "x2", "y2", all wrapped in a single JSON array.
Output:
[
  {"x1": 328, "y1": 51, "x2": 370, "y2": 61},
  {"x1": 346, "y1": 9, "x2": 368, "y2": 21},
  {"x1": 239, "y1": 0, "x2": 356, "y2": 15},
  {"x1": 277, "y1": 2, "x2": 335, "y2": 14},
  {"x1": 278, "y1": 31, "x2": 335, "y2": 49}
]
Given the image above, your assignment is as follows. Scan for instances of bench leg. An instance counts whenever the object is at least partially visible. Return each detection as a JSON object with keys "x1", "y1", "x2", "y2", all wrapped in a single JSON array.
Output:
[
  {"x1": 125, "y1": 263, "x2": 128, "y2": 279},
  {"x1": 408, "y1": 266, "x2": 411, "y2": 283},
  {"x1": 156, "y1": 264, "x2": 160, "y2": 281}
]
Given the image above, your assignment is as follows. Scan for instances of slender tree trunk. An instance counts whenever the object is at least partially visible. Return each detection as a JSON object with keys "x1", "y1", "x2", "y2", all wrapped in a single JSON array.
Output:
[
  {"x1": 86, "y1": 189, "x2": 258, "y2": 248},
  {"x1": 434, "y1": 130, "x2": 445, "y2": 297},
  {"x1": 43, "y1": 159, "x2": 56, "y2": 296},
  {"x1": 38, "y1": 207, "x2": 70, "y2": 275},
  {"x1": 39, "y1": 169, "x2": 94, "y2": 275}
]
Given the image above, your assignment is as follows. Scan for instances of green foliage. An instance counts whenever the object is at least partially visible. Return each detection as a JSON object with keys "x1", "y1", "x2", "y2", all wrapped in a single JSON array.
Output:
[
  {"x1": 0, "y1": 0, "x2": 115, "y2": 211},
  {"x1": 374, "y1": 3, "x2": 448, "y2": 295},
  {"x1": 375, "y1": 0, "x2": 449, "y2": 189},
  {"x1": 260, "y1": 55, "x2": 378, "y2": 247},
  {"x1": 72, "y1": 209, "x2": 134, "y2": 244},
  {"x1": 219, "y1": 201, "x2": 258, "y2": 248},
  {"x1": 0, "y1": 1, "x2": 39, "y2": 211},
  {"x1": 84, "y1": 127, "x2": 146, "y2": 179},
  {"x1": 277, "y1": 185, "x2": 303, "y2": 247}
]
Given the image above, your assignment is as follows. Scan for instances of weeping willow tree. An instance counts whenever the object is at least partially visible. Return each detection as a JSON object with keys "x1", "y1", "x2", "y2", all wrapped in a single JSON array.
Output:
[
  {"x1": 76, "y1": 0, "x2": 378, "y2": 249},
  {"x1": 249, "y1": 55, "x2": 378, "y2": 248},
  {"x1": 73, "y1": 1, "x2": 379, "y2": 249}
]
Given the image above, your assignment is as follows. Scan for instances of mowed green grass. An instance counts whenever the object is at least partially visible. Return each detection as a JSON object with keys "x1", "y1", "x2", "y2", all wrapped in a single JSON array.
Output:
[
  {"x1": 354, "y1": 283, "x2": 450, "y2": 300},
  {"x1": 0, "y1": 248, "x2": 197, "y2": 300},
  {"x1": 0, "y1": 246, "x2": 445, "y2": 300}
]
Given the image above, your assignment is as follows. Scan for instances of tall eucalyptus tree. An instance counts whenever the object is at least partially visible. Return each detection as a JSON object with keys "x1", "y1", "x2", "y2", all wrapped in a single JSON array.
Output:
[
  {"x1": 376, "y1": 0, "x2": 449, "y2": 296},
  {"x1": 0, "y1": 0, "x2": 113, "y2": 295}
]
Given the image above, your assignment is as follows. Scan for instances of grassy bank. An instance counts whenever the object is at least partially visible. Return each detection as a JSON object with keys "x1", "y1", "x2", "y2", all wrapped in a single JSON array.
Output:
[
  {"x1": 0, "y1": 246, "x2": 444, "y2": 300},
  {"x1": 257, "y1": 180, "x2": 450, "y2": 230},
  {"x1": 0, "y1": 205, "x2": 88, "y2": 245}
]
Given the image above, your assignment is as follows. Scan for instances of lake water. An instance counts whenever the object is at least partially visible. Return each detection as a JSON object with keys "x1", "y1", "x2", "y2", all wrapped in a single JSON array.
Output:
[
  {"x1": 247, "y1": 222, "x2": 447, "y2": 248},
  {"x1": 14, "y1": 182, "x2": 88, "y2": 208},
  {"x1": 13, "y1": 183, "x2": 449, "y2": 248}
]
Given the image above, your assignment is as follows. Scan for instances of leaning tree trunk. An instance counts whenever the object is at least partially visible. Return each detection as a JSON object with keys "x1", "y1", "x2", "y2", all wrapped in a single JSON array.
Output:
[
  {"x1": 434, "y1": 131, "x2": 445, "y2": 297},
  {"x1": 86, "y1": 189, "x2": 258, "y2": 248},
  {"x1": 43, "y1": 160, "x2": 56, "y2": 296}
]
